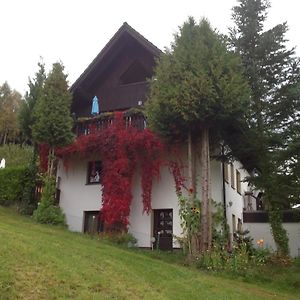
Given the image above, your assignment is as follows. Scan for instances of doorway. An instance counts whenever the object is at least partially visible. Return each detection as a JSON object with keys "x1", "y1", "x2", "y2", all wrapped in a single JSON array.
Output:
[{"x1": 153, "y1": 209, "x2": 173, "y2": 250}]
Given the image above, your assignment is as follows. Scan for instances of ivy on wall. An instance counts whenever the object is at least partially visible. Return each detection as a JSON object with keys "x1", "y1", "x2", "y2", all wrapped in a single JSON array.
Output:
[{"x1": 55, "y1": 112, "x2": 164, "y2": 229}]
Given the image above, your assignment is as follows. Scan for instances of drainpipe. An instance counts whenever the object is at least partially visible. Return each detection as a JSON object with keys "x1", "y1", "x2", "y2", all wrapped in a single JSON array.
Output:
[{"x1": 221, "y1": 144, "x2": 227, "y2": 231}]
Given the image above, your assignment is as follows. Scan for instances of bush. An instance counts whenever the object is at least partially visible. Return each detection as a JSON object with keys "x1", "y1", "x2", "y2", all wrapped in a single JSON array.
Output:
[
  {"x1": 0, "y1": 166, "x2": 26, "y2": 206},
  {"x1": 99, "y1": 232, "x2": 137, "y2": 247},
  {"x1": 0, "y1": 144, "x2": 33, "y2": 168},
  {"x1": 33, "y1": 176, "x2": 66, "y2": 226},
  {"x1": 18, "y1": 151, "x2": 38, "y2": 215}
]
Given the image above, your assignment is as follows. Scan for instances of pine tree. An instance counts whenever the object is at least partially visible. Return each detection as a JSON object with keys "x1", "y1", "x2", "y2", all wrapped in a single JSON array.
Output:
[
  {"x1": 230, "y1": 0, "x2": 300, "y2": 256},
  {"x1": 146, "y1": 18, "x2": 249, "y2": 253}
]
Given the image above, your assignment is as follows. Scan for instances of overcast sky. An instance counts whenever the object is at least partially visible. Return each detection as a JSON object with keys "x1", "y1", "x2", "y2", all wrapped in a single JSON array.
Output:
[{"x1": 1, "y1": 0, "x2": 299, "y2": 95}]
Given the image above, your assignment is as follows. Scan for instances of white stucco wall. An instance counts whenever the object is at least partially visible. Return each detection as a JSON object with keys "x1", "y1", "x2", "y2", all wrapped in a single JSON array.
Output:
[
  {"x1": 244, "y1": 222, "x2": 300, "y2": 257},
  {"x1": 57, "y1": 146, "x2": 251, "y2": 249},
  {"x1": 224, "y1": 160, "x2": 250, "y2": 234},
  {"x1": 129, "y1": 164, "x2": 181, "y2": 248},
  {"x1": 57, "y1": 157, "x2": 103, "y2": 232}
]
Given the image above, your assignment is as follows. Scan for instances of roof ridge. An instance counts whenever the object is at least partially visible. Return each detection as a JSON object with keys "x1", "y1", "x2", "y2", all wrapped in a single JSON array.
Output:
[{"x1": 71, "y1": 22, "x2": 162, "y2": 91}]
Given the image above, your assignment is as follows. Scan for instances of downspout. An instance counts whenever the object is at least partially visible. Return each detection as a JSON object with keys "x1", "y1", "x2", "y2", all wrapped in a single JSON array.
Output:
[{"x1": 221, "y1": 144, "x2": 227, "y2": 231}]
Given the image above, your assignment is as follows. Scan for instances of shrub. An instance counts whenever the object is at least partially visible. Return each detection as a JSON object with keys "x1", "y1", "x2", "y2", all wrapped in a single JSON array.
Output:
[
  {"x1": 0, "y1": 144, "x2": 33, "y2": 168},
  {"x1": 99, "y1": 232, "x2": 137, "y2": 247},
  {"x1": 18, "y1": 152, "x2": 38, "y2": 215},
  {"x1": 33, "y1": 176, "x2": 66, "y2": 226},
  {"x1": 0, "y1": 166, "x2": 26, "y2": 206}
]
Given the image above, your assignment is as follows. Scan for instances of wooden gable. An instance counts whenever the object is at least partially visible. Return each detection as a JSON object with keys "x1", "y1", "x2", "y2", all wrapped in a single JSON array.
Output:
[{"x1": 71, "y1": 23, "x2": 162, "y2": 117}]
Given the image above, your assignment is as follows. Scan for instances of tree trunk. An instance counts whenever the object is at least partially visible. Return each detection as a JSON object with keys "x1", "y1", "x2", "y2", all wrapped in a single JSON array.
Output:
[
  {"x1": 187, "y1": 130, "x2": 196, "y2": 193},
  {"x1": 200, "y1": 127, "x2": 212, "y2": 252},
  {"x1": 48, "y1": 147, "x2": 56, "y2": 178},
  {"x1": 187, "y1": 130, "x2": 198, "y2": 256}
]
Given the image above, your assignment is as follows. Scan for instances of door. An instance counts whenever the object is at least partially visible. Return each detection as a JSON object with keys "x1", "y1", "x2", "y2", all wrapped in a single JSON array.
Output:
[{"x1": 153, "y1": 209, "x2": 173, "y2": 250}]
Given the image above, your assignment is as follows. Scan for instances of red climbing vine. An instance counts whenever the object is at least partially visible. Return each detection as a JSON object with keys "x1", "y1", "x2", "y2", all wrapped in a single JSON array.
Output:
[{"x1": 56, "y1": 112, "x2": 164, "y2": 228}]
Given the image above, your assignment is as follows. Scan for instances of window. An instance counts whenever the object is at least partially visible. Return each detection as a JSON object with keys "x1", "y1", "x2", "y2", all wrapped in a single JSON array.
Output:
[
  {"x1": 230, "y1": 163, "x2": 235, "y2": 189},
  {"x1": 236, "y1": 170, "x2": 241, "y2": 194},
  {"x1": 224, "y1": 163, "x2": 229, "y2": 183},
  {"x1": 87, "y1": 161, "x2": 102, "y2": 184},
  {"x1": 84, "y1": 211, "x2": 104, "y2": 234},
  {"x1": 120, "y1": 61, "x2": 151, "y2": 85},
  {"x1": 237, "y1": 218, "x2": 242, "y2": 232},
  {"x1": 232, "y1": 214, "x2": 236, "y2": 233}
]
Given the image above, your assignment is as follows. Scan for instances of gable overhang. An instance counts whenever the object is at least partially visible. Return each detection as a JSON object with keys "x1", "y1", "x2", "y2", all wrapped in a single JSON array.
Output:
[{"x1": 70, "y1": 22, "x2": 162, "y2": 93}]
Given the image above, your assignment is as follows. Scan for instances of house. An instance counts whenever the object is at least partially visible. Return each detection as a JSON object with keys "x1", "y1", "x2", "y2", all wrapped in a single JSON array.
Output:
[{"x1": 57, "y1": 23, "x2": 300, "y2": 255}]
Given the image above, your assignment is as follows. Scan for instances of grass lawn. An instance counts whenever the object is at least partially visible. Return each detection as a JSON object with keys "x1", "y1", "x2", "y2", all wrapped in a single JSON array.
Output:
[{"x1": 0, "y1": 206, "x2": 299, "y2": 300}]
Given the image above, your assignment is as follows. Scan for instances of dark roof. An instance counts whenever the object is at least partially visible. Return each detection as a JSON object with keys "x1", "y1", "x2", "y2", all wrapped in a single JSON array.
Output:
[{"x1": 71, "y1": 22, "x2": 162, "y2": 92}]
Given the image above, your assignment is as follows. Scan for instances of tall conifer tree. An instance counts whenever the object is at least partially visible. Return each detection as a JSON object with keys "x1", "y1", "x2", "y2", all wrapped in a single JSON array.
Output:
[
  {"x1": 147, "y1": 18, "x2": 249, "y2": 253},
  {"x1": 32, "y1": 62, "x2": 74, "y2": 176},
  {"x1": 230, "y1": 0, "x2": 300, "y2": 255}
]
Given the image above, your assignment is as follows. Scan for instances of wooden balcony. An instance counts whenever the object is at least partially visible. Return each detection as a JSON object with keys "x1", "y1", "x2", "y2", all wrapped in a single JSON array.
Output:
[{"x1": 75, "y1": 112, "x2": 146, "y2": 137}]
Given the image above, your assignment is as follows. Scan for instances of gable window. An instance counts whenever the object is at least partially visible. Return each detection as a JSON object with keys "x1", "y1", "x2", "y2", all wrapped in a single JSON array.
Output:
[
  {"x1": 224, "y1": 163, "x2": 229, "y2": 183},
  {"x1": 236, "y1": 170, "x2": 241, "y2": 194},
  {"x1": 230, "y1": 163, "x2": 235, "y2": 189},
  {"x1": 87, "y1": 161, "x2": 102, "y2": 184},
  {"x1": 120, "y1": 61, "x2": 151, "y2": 85}
]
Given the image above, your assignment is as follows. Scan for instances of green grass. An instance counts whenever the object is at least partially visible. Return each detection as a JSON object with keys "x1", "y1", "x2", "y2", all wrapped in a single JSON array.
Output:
[{"x1": 0, "y1": 206, "x2": 299, "y2": 300}]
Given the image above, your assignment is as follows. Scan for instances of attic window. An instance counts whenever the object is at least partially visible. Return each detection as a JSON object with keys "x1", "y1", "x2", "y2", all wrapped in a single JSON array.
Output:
[{"x1": 120, "y1": 61, "x2": 150, "y2": 85}]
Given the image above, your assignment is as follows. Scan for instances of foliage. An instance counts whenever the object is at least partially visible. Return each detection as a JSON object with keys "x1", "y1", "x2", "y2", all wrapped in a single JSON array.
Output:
[
  {"x1": 229, "y1": 0, "x2": 300, "y2": 255},
  {"x1": 178, "y1": 194, "x2": 201, "y2": 255},
  {"x1": 0, "y1": 82, "x2": 22, "y2": 145},
  {"x1": 196, "y1": 238, "x2": 270, "y2": 273},
  {"x1": 19, "y1": 61, "x2": 46, "y2": 144},
  {"x1": 233, "y1": 228, "x2": 254, "y2": 254},
  {"x1": 32, "y1": 62, "x2": 74, "y2": 176},
  {"x1": 0, "y1": 166, "x2": 26, "y2": 206},
  {"x1": 18, "y1": 150, "x2": 39, "y2": 215},
  {"x1": 146, "y1": 17, "x2": 249, "y2": 252},
  {"x1": 269, "y1": 209, "x2": 289, "y2": 256},
  {"x1": 146, "y1": 17, "x2": 249, "y2": 142},
  {"x1": 99, "y1": 232, "x2": 137, "y2": 247},
  {"x1": 32, "y1": 62, "x2": 74, "y2": 148},
  {"x1": 33, "y1": 175, "x2": 65, "y2": 225},
  {"x1": 0, "y1": 144, "x2": 33, "y2": 167},
  {"x1": 57, "y1": 112, "x2": 163, "y2": 228}
]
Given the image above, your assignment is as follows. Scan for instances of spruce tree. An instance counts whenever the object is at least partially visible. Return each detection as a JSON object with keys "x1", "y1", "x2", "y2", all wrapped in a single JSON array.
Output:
[
  {"x1": 230, "y1": 0, "x2": 300, "y2": 256},
  {"x1": 32, "y1": 62, "x2": 74, "y2": 176},
  {"x1": 146, "y1": 18, "x2": 249, "y2": 253}
]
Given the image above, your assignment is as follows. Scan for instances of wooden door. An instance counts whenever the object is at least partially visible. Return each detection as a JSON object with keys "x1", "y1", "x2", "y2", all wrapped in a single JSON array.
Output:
[{"x1": 153, "y1": 209, "x2": 173, "y2": 250}]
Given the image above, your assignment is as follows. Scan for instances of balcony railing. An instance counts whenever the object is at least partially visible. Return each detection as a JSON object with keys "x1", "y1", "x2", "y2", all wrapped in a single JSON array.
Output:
[{"x1": 75, "y1": 113, "x2": 146, "y2": 137}]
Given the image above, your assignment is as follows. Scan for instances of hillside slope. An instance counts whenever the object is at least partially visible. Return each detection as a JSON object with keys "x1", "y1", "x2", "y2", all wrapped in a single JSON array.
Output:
[{"x1": 0, "y1": 207, "x2": 297, "y2": 300}]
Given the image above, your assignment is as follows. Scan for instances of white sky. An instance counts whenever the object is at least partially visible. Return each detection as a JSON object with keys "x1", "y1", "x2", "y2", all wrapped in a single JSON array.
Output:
[{"x1": 1, "y1": 0, "x2": 299, "y2": 95}]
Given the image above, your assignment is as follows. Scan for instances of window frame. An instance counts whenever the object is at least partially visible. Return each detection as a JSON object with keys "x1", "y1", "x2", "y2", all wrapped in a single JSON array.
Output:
[
  {"x1": 236, "y1": 170, "x2": 241, "y2": 194},
  {"x1": 230, "y1": 163, "x2": 235, "y2": 189},
  {"x1": 86, "y1": 160, "x2": 102, "y2": 185}
]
